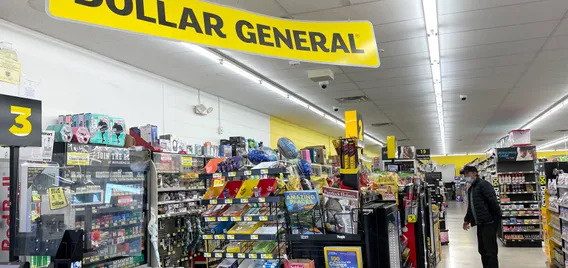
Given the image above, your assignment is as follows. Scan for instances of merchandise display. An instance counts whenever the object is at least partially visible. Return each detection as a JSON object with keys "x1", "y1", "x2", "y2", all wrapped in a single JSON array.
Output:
[{"x1": 543, "y1": 162, "x2": 568, "y2": 267}]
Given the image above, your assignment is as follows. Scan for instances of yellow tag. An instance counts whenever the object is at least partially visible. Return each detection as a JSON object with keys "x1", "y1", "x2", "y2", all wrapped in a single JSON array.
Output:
[
  {"x1": 408, "y1": 214, "x2": 417, "y2": 223},
  {"x1": 227, "y1": 235, "x2": 235, "y2": 240},
  {"x1": 228, "y1": 172, "x2": 236, "y2": 177},
  {"x1": 226, "y1": 199, "x2": 233, "y2": 204},
  {"x1": 226, "y1": 253, "x2": 234, "y2": 258},
  {"x1": 250, "y1": 235, "x2": 258, "y2": 240},
  {"x1": 258, "y1": 198, "x2": 265, "y2": 202},
  {"x1": 67, "y1": 152, "x2": 89, "y2": 165},
  {"x1": 213, "y1": 178, "x2": 225, "y2": 187},
  {"x1": 214, "y1": 234, "x2": 225, "y2": 239},
  {"x1": 181, "y1": 156, "x2": 193, "y2": 167},
  {"x1": 219, "y1": 217, "x2": 228, "y2": 222},
  {"x1": 241, "y1": 198, "x2": 249, "y2": 203},
  {"x1": 213, "y1": 173, "x2": 222, "y2": 178},
  {"x1": 210, "y1": 199, "x2": 218, "y2": 205},
  {"x1": 48, "y1": 187, "x2": 68, "y2": 210},
  {"x1": 261, "y1": 169, "x2": 268, "y2": 174},
  {"x1": 261, "y1": 254, "x2": 273, "y2": 259},
  {"x1": 249, "y1": 253, "x2": 258, "y2": 259},
  {"x1": 244, "y1": 216, "x2": 253, "y2": 221},
  {"x1": 259, "y1": 216, "x2": 268, "y2": 221},
  {"x1": 231, "y1": 216, "x2": 242, "y2": 221},
  {"x1": 203, "y1": 235, "x2": 213, "y2": 239},
  {"x1": 244, "y1": 171, "x2": 252, "y2": 176},
  {"x1": 215, "y1": 253, "x2": 222, "y2": 258},
  {"x1": 237, "y1": 253, "x2": 246, "y2": 258},
  {"x1": 205, "y1": 217, "x2": 216, "y2": 222}
]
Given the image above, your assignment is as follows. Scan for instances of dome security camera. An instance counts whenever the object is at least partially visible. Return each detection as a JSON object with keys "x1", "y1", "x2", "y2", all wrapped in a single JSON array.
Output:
[
  {"x1": 318, "y1": 81, "x2": 329, "y2": 90},
  {"x1": 333, "y1": 106, "x2": 339, "y2": 112},
  {"x1": 460, "y1": 95, "x2": 467, "y2": 101}
]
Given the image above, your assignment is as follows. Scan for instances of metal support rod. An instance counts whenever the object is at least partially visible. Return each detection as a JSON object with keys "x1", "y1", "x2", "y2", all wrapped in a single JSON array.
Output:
[{"x1": 9, "y1": 146, "x2": 19, "y2": 262}]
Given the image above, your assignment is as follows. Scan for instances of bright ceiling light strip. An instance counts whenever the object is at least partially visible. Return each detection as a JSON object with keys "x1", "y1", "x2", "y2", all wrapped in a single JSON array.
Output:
[
  {"x1": 423, "y1": 0, "x2": 446, "y2": 155},
  {"x1": 538, "y1": 136, "x2": 568, "y2": 150},
  {"x1": 523, "y1": 99, "x2": 568, "y2": 129},
  {"x1": 182, "y1": 42, "x2": 385, "y2": 146}
]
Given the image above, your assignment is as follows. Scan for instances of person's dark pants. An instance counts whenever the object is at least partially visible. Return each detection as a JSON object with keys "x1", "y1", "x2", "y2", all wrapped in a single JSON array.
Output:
[{"x1": 477, "y1": 222, "x2": 499, "y2": 268}]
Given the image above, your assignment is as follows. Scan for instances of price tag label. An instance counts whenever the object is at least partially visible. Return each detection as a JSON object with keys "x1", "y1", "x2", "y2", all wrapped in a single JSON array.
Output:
[
  {"x1": 261, "y1": 169, "x2": 268, "y2": 174},
  {"x1": 215, "y1": 253, "x2": 223, "y2": 258},
  {"x1": 203, "y1": 235, "x2": 213, "y2": 239},
  {"x1": 219, "y1": 217, "x2": 228, "y2": 222},
  {"x1": 181, "y1": 156, "x2": 193, "y2": 167},
  {"x1": 258, "y1": 198, "x2": 265, "y2": 202},
  {"x1": 117, "y1": 237, "x2": 125, "y2": 244},
  {"x1": 213, "y1": 173, "x2": 222, "y2": 178},
  {"x1": 213, "y1": 178, "x2": 225, "y2": 187},
  {"x1": 225, "y1": 199, "x2": 233, "y2": 204},
  {"x1": 244, "y1": 171, "x2": 252, "y2": 176},
  {"x1": 261, "y1": 254, "x2": 273, "y2": 259},
  {"x1": 205, "y1": 217, "x2": 215, "y2": 222},
  {"x1": 237, "y1": 253, "x2": 246, "y2": 258},
  {"x1": 0, "y1": 94, "x2": 42, "y2": 147},
  {"x1": 228, "y1": 172, "x2": 236, "y2": 177},
  {"x1": 241, "y1": 198, "x2": 249, "y2": 203},
  {"x1": 227, "y1": 235, "x2": 235, "y2": 240},
  {"x1": 250, "y1": 235, "x2": 258, "y2": 240},
  {"x1": 249, "y1": 253, "x2": 258, "y2": 259},
  {"x1": 408, "y1": 214, "x2": 417, "y2": 223},
  {"x1": 226, "y1": 253, "x2": 234, "y2": 258},
  {"x1": 259, "y1": 216, "x2": 268, "y2": 221},
  {"x1": 244, "y1": 216, "x2": 253, "y2": 221},
  {"x1": 214, "y1": 234, "x2": 225, "y2": 239},
  {"x1": 210, "y1": 199, "x2": 218, "y2": 205},
  {"x1": 231, "y1": 216, "x2": 242, "y2": 221},
  {"x1": 67, "y1": 152, "x2": 90, "y2": 166}
]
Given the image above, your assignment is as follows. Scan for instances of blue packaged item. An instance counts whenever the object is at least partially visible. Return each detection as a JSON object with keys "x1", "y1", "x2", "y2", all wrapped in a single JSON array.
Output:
[
  {"x1": 109, "y1": 117, "x2": 126, "y2": 146},
  {"x1": 85, "y1": 113, "x2": 110, "y2": 144}
]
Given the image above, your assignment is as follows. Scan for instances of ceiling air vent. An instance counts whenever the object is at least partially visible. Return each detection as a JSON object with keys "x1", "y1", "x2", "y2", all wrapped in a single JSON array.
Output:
[
  {"x1": 335, "y1": 96, "x2": 370, "y2": 103},
  {"x1": 535, "y1": 139, "x2": 546, "y2": 142},
  {"x1": 555, "y1": 129, "x2": 568, "y2": 132},
  {"x1": 398, "y1": 139, "x2": 409, "y2": 142},
  {"x1": 371, "y1": 122, "x2": 393, "y2": 127}
]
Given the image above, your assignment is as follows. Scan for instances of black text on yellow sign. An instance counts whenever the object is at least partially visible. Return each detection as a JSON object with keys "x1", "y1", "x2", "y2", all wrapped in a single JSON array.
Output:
[
  {"x1": 0, "y1": 93, "x2": 42, "y2": 147},
  {"x1": 47, "y1": 0, "x2": 380, "y2": 67},
  {"x1": 345, "y1": 110, "x2": 364, "y2": 148},
  {"x1": 48, "y1": 187, "x2": 68, "y2": 210}
]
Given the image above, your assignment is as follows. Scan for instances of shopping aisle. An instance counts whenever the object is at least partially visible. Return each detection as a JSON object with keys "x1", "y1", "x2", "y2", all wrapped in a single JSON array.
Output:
[{"x1": 438, "y1": 201, "x2": 546, "y2": 268}]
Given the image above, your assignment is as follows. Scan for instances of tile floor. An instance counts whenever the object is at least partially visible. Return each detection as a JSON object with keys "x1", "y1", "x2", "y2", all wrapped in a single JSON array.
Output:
[{"x1": 438, "y1": 201, "x2": 546, "y2": 268}]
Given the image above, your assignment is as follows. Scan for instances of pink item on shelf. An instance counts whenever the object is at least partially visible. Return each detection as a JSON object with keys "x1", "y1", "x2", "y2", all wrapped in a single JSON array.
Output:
[{"x1": 301, "y1": 149, "x2": 312, "y2": 162}]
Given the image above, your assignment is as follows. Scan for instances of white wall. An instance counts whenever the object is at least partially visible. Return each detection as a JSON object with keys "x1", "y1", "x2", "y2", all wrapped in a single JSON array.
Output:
[{"x1": 0, "y1": 20, "x2": 271, "y2": 149}]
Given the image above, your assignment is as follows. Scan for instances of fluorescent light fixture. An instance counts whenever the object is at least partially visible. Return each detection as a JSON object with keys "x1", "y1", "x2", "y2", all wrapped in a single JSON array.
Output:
[
  {"x1": 335, "y1": 120, "x2": 345, "y2": 127},
  {"x1": 222, "y1": 61, "x2": 261, "y2": 83},
  {"x1": 181, "y1": 43, "x2": 220, "y2": 62},
  {"x1": 288, "y1": 95, "x2": 309, "y2": 108},
  {"x1": 422, "y1": 0, "x2": 445, "y2": 155},
  {"x1": 324, "y1": 114, "x2": 338, "y2": 123},
  {"x1": 538, "y1": 136, "x2": 568, "y2": 150},
  {"x1": 261, "y1": 82, "x2": 288, "y2": 98},
  {"x1": 365, "y1": 134, "x2": 384, "y2": 146},
  {"x1": 523, "y1": 99, "x2": 567, "y2": 129},
  {"x1": 308, "y1": 106, "x2": 326, "y2": 117}
]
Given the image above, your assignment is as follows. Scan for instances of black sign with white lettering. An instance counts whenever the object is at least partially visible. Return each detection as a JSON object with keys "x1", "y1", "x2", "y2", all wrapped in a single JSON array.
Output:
[
  {"x1": 0, "y1": 94, "x2": 42, "y2": 147},
  {"x1": 416, "y1": 148, "x2": 430, "y2": 160}
]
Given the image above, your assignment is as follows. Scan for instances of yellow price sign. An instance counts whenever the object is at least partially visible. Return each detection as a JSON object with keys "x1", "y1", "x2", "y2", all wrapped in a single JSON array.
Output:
[
  {"x1": 231, "y1": 216, "x2": 242, "y2": 221},
  {"x1": 48, "y1": 187, "x2": 68, "y2": 210},
  {"x1": 181, "y1": 156, "x2": 193, "y2": 167},
  {"x1": 0, "y1": 94, "x2": 42, "y2": 147},
  {"x1": 250, "y1": 235, "x2": 258, "y2": 240},
  {"x1": 249, "y1": 254, "x2": 258, "y2": 259},
  {"x1": 203, "y1": 235, "x2": 213, "y2": 239},
  {"x1": 408, "y1": 214, "x2": 417, "y2": 223},
  {"x1": 227, "y1": 235, "x2": 235, "y2": 240},
  {"x1": 213, "y1": 178, "x2": 225, "y2": 187}
]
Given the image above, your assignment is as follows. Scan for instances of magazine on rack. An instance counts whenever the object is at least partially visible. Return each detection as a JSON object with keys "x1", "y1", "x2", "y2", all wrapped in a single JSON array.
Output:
[{"x1": 322, "y1": 187, "x2": 359, "y2": 234}]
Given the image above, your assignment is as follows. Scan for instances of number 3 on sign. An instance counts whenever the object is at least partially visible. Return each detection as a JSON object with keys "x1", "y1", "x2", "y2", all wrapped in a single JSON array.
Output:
[{"x1": 9, "y1": 106, "x2": 32, "y2": 136}]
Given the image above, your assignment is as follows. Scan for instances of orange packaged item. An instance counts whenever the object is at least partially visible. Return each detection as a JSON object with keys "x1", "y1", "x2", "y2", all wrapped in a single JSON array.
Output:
[{"x1": 205, "y1": 157, "x2": 225, "y2": 174}]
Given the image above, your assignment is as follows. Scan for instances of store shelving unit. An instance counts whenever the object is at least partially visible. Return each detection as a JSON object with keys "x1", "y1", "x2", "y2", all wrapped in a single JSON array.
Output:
[
  {"x1": 495, "y1": 147, "x2": 542, "y2": 247},
  {"x1": 198, "y1": 168, "x2": 288, "y2": 267},
  {"x1": 150, "y1": 152, "x2": 210, "y2": 268}
]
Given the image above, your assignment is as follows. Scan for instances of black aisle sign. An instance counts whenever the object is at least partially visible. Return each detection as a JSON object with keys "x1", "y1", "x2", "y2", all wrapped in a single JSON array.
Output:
[
  {"x1": 416, "y1": 148, "x2": 431, "y2": 160},
  {"x1": 0, "y1": 94, "x2": 42, "y2": 147}
]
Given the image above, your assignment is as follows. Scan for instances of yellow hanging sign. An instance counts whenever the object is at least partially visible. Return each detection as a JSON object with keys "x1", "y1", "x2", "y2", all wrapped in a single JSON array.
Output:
[
  {"x1": 345, "y1": 110, "x2": 364, "y2": 148},
  {"x1": 48, "y1": 187, "x2": 68, "y2": 210},
  {"x1": 46, "y1": 0, "x2": 380, "y2": 68}
]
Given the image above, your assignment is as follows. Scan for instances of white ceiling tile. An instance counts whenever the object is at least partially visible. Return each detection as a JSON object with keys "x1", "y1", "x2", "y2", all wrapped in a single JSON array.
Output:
[
  {"x1": 556, "y1": 18, "x2": 568, "y2": 36},
  {"x1": 438, "y1": 0, "x2": 541, "y2": 15},
  {"x1": 442, "y1": 38, "x2": 546, "y2": 62},
  {"x1": 379, "y1": 52, "x2": 431, "y2": 69},
  {"x1": 440, "y1": 20, "x2": 557, "y2": 50},
  {"x1": 276, "y1": 0, "x2": 346, "y2": 15},
  {"x1": 441, "y1": 53, "x2": 536, "y2": 73},
  {"x1": 378, "y1": 37, "x2": 429, "y2": 57},
  {"x1": 442, "y1": 64, "x2": 527, "y2": 80},
  {"x1": 355, "y1": 73, "x2": 432, "y2": 89},
  {"x1": 292, "y1": 82, "x2": 360, "y2": 94},
  {"x1": 543, "y1": 35, "x2": 568, "y2": 50},
  {"x1": 439, "y1": 0, "x2": 568, "y2": 34},
  {"x1": 346, "y1": 64, "x2": 431, "y2": 82},
  {"x1": 373, "y1": 19, "x2": 426, "y2": 43},
  {"x1": 442, "y1": 74, "x2": 520, "y2": 91},
  {"x1": 293, "y1": 0, "x2": 423, "y2": 25}
]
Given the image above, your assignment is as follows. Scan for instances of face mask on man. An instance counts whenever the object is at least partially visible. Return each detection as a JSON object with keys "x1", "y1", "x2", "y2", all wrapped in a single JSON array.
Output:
[{"x1": 464, "y1": 176, "x2": 473, "y2": 183}]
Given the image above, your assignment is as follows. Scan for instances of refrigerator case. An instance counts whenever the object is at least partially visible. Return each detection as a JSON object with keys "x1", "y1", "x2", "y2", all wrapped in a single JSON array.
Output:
[{"x1": 362, "y1": 201, "x2": 401, "y2": 268}]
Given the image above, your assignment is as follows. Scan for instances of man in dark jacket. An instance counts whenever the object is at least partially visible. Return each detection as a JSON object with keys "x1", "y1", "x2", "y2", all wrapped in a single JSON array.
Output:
[{"x1": 463, "y1": 166, "x2": 501, "y2": 268}]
